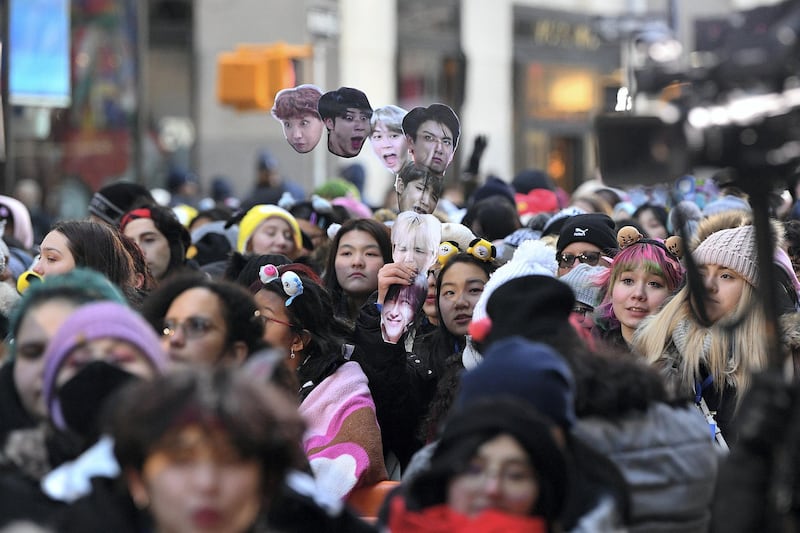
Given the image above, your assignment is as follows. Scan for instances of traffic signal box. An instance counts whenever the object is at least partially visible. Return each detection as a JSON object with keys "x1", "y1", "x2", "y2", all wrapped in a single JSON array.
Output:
[{"x1": 217, "y1": 42, "x2": 313, "y2": 111}]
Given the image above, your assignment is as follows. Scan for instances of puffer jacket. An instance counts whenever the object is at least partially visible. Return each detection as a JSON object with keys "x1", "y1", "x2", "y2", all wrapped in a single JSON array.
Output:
[{"x1": 573, "y1": 402, "x2": 719, "y2": 533}]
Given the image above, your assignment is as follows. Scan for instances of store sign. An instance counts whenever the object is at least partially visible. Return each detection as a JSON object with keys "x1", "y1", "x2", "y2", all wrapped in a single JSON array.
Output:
[{"x1": 532, "y1": 19, "x2": 601, "y2": 50}]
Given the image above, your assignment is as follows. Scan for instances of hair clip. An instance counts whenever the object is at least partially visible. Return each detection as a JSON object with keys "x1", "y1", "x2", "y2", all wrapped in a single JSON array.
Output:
[
  {"x1": 467, "y1": 238, "x2": 496, "y2": 262},
  {"x1": 259, "y1": 264, "x2": 280, "y2": 285},
  {"x1": 281, "y1": 271, "x2": 304, "y2": 306},
  {"x1": 278, "y1": 191, "x2": 298, "y2": 210},
  {"x1": 327, "y1": 223, "x2": 342, "y2": 241},
  {"x1": 310, "y1": 194, "x2": 333, "y2": 214},
  {"x1": 437, "y1": 241, "x2": 460, "y2": 267}
]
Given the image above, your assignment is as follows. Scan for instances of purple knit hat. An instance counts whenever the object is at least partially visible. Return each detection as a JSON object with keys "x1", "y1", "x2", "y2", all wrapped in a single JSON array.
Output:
[{"x1": 42, "y1": 301, "x2": 167, "y2": 430}]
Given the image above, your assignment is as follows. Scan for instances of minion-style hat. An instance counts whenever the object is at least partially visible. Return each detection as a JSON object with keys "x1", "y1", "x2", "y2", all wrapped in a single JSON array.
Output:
[{"x1": 236, "y1": 204, "x2": 303, "y2": 253}]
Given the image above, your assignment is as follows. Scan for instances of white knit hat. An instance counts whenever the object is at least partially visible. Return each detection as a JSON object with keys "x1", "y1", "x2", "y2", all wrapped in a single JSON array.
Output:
[
  {"x1": 559, "y1": 263, "x2": 606, "y2": 308},
  {"x1": 693, "y1": 224, "x2": 758, "y2": 286},
  {"x1": 472, "y1": 239, "x2": 557, "y2": 322}
]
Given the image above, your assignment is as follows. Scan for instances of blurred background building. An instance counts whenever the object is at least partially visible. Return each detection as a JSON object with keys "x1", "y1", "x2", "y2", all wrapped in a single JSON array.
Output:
[{"x1": 0, "y1": 0, "x2": 748, "y2": 216}]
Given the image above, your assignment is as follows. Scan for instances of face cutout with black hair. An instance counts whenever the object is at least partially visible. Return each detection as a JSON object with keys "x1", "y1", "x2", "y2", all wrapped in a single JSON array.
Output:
[
  {"x1": 402, "y1": 103, "x2": 460, "y2": 176},
  {"x1": 317, "y1": 87, "x2": 373, "y2": 158},
  {"x1": 395, "y1": 163, "x2": 444, "y2": 215}
]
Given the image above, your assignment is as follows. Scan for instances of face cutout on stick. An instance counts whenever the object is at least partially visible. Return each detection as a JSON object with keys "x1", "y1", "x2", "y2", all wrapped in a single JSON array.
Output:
[
  {"x1": 381, "y1": 212, "x2": 441, "y2": 344},
  {"x1": 318, "y1": 87, "x2": 373, "y2": 158},
  {"x1": 369, "y1": 105, "x2": 409, "y2": 174},
  {"x1": 402, "y1": 103, "x2": 460, "y2": 176},
  {"x1": 395, "y1": 162, "x2": 444, "y2": 215},
  {"x1": 271, "y1": 84, "x2": 325, "y2": 154}
]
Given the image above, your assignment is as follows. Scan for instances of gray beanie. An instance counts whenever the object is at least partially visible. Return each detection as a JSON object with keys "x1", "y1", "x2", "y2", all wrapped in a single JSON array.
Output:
[{"x1": 559, "y1": 263, "x2": 606, "y2": 309}]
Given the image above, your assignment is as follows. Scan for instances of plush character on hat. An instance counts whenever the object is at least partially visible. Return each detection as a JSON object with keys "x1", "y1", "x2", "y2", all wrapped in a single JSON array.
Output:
[
  {"x1": 617, "y1": 226, "x2": 643, "y2": 249},
  {"x1": 438, "y1": 241, "x2": 460, "y2": 267},
  {"x1": 665, "y1": 235, "x2": 684, "y2": 260},
  {"x1": 467, "y1": 238, "x2": 496, "y2": 262}
]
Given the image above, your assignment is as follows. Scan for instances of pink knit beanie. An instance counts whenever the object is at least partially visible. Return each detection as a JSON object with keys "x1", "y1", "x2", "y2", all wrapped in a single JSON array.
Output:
[{"x1": 692, "y1": 225, "x2": 758, "y2": 286}]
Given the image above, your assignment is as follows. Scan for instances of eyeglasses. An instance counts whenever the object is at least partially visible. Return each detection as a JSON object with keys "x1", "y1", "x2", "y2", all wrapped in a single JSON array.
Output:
[
  {"x1": 557, "y1": 251, "x2": 602, "y2": 269},
  {"x1": 162, "y1": 317, "x2": 216, "y2": 339},
  {"x1": 571, "y1": 305, "x2": 594, "y2": 318},
  {"x1": 257, "y1": 313, "x2": 295, "y2": 329}
]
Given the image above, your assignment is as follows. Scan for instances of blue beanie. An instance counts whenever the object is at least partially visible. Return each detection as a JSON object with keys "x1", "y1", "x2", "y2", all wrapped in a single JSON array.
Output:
[
  {"x1": 470, "y1": 175, "x2": 516, "y2": 207},
  {"x1": 455, "y1": 336, "x2": 576, "y2": 430}
]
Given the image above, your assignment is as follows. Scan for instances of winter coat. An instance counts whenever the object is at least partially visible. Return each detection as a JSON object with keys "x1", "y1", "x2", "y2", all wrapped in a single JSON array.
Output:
[
  {"x1": 351, "y1": 301, "x2": 442, "y2": 468},
  {"x1": 0, "y1": 361, "x2": 37, "y2": 441},
  {"x1": 573, "y1": 402, "x2": 719, "y2": 532},
  {"x1": 654, "y1": 333, "x2": 739, "y2": 443},
  {"x1": 298, "y1": 360, "x2": 387, "y2": 499}
]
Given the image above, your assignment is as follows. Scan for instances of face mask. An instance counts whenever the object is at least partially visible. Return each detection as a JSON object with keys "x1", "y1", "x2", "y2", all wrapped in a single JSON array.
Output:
[{"x1": 56, "y1": 361, "x2": 141, "y2": 439}]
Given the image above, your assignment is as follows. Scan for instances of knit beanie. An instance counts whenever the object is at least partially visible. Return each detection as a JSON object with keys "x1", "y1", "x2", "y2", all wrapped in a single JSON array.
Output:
[
  {"x1": 469, "y1": 175, "x2": 516, "y2": 207},
  {"x1": 455, "y1": 336, "x2": 576, "y2": 430},
  {"x1": 483, "y1": 276, "x2": 575, "y2": 347},
  {"x1": 42, "y1": 301, "x2": 167, "y2": 430},
  {"x1": 472, "y1": 239, "x2": 557, "y2": 323},
  {"x1": 693, "y1": 224, "x2": 758, "y2": 286},
  {"x1": 541, "y1": 206, "x2": 586, "y2": 237},
  {"x1": 236, "y1": 204, "x2": 302, "y2": 253},
  {"x1": 512, "y1": 168, "x2": 555, "y2": 194},
  {"x1": 559, "y1": 263, "x2": 606, "y2": 309},
  {"x1": 88, "y1": 182, "x2": 155, "y2": 226},
  {"x1": 556, "y1": 213, "x2": 619, "y2": 255}
]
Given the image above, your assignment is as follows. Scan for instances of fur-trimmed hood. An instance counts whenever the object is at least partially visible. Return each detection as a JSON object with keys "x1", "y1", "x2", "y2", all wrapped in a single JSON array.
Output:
[
  {"x1": 691, "y1": 211, "x2": 784, "y2": 252},
  {"x1": 781, "y1": 312, "x2": 800, "y2": 357}
]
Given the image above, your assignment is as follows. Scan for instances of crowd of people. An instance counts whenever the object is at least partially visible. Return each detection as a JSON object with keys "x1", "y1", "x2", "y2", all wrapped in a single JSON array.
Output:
[{"x1": 1, "y1": 98, "x2": 800, "y2": 532}]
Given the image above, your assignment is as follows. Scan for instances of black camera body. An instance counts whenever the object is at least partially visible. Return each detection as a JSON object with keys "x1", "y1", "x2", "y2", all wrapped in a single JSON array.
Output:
[{"x1": 595, "y1": 0, "x2": 800, "y2": 189}]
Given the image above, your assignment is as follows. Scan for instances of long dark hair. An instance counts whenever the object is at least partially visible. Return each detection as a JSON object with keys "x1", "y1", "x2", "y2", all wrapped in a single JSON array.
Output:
[
  {"x1": 419, "y1": 253, "x2": 497, "y2": 441},
  {"x1": 258, "y1": 270, "x2": 354, "y2": 401},
  {"x1": 51, "y1": 220, "x2": 136, "y2": 300},
  {"x1": 322, "y1": 218, "x2": 392, "y2": 318}
]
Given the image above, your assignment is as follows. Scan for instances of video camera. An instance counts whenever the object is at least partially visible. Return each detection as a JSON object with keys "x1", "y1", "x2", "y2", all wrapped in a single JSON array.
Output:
[{"x1": 595, "y1": 0, "x2": 800, "y2": 189}]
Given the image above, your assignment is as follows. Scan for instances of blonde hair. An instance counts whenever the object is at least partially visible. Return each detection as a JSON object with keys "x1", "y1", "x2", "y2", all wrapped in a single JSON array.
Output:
[{"x1": 632, "y1": 277, "x2": 767, "y2": 404}]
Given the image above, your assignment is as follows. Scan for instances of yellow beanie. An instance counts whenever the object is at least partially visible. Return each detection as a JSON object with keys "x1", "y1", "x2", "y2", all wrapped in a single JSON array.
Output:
[{"x1": 237, "y1": 204, "x2": 302, "y2": 253}]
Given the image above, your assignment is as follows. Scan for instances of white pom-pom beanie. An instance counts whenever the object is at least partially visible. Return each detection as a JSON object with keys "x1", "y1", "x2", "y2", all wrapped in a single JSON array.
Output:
[{"x1": 472, "y1": 239, "x2": 557, "y2": 322}]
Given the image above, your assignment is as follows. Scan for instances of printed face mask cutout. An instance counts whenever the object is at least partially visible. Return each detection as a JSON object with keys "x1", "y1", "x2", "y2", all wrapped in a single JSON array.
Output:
[
  {"x1": 318, "y1": 87, "x2": 373, "y2": 158},
  {"x1": 402, "y1": 103, "x2": 460, "y2": 176},
  {"x1": 381, "y1": 212, "x2": 441, "y2": 344},
  {"x1": 271, "y1": 84, "x2": 325, "y2": 154},
  {"x1": 369, "y1": 105, "x2": 409, "y2": 174},
  {"x1": 395, "y1": 163, "x2": 444, "y2": 215}
]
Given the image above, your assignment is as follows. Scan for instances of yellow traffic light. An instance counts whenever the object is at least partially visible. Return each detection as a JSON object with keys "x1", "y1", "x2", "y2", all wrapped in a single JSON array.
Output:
[{"x1": 217, "y1": 42, "x2": 313, "y2": 111}]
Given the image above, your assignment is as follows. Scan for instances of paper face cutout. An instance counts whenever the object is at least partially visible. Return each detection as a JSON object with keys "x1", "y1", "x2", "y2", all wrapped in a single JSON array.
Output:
[
  {"x1": 318, "y1": 87, "x2": 373, "y2": 158},
  {"x1": 369, "y1": 105, "x2": 409, "y2": 174},
  {"x1": 402, "y1": 103, "x2": 460, "y2": 176},
  {"x1": 381, "y1": 274, "x2": 427, "y2": 344},
  {"x1": 271, "y1": 84, "x2": 325, "y2": 154},
  {"x1": 395, "y1": 163, "x2": 444, "y2": 215},
  {"x1": 381, "y1": 212, "x2": 442, "y2": 344}
]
